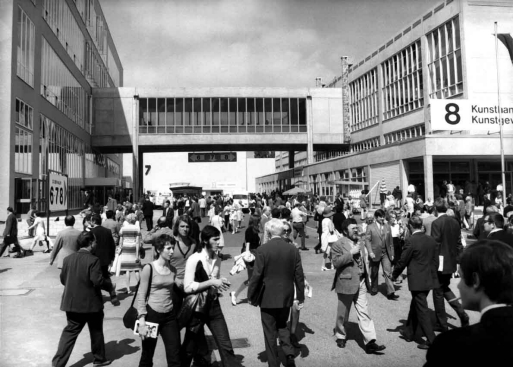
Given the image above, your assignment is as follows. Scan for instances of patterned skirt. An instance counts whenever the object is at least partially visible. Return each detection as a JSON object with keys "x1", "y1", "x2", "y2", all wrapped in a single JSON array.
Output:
[{"x1": 116, "y1": 244, "x2": 142, "y2": 275}]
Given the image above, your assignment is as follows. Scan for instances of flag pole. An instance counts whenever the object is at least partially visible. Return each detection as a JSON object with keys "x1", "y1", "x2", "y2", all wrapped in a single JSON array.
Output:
[{"x1": 494, "y1": 22, "x2": 506, "y2": 208}]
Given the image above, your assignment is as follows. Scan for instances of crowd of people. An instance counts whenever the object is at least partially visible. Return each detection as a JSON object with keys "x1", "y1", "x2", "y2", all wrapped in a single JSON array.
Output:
[{"x1": 1, "y1": 182, "x2": 513, "y2": 367}]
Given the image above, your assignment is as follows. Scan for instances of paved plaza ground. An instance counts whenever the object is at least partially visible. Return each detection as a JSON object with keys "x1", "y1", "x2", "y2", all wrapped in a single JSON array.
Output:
[{"x1": 0, "y1": 213, "x2": 478, "y2": 367}]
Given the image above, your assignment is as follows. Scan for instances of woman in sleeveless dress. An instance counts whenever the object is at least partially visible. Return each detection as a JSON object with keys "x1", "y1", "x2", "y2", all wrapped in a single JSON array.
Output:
[
  {"x1": 27, "y1": 212, "x2": 54, "y2": 253},
  {"x1": 137, "y1": 234, "x2": 180, "y2": 367},
  {"x1": 117, "y1": 213, "x2": 142, "y2": 293}
]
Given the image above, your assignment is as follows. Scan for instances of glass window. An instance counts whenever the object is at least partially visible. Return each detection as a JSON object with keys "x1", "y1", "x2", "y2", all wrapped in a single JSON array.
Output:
[
  {"x1": 184, "y1": 98, "x2": 192, "y2": 127},
  {"x1": 237, "y1": 98, "x2": 246, "y2": 127},
  {"x1": 41, "y1": 38, "x2": 89, "y2": 130},
  {"x1": 247, "y1": 98, "x2": 255, "y2": 131},
  {"x1": 157, "y1": 98, "x2": 165, "y2": 132},
  {"x1": 427, "y1": 16, "x2": 463, "y2": 99},
  {"x1": 16, "y1": 98, "x2": 33, "y2": 130},
  {"x1": 219, "y1": 98, "x2": 228, "y2": 126},
  {"x1": 193, "y1": 98, "x2": 202, "y2": 130},
  {"x1": 17, "y1": 6, "x2": 35, "y2": 87},
  {"x1": 298, "y1": 99, "x2": 307, "y2": 130},
  {"x1": 202, "y1": 98, "x2": 211, "y2": 127},
  {"x1": 229, "y1": 98, "x2": 237, "y2": 131},
  {"x1": 381, "y1": 41, "x2": 423, "y2": 120},
  {"x1": 175, "y1": 98, "x2": 184, "y2": 128},
  {"x1": 148, "y1": 98, "x2": 156, "y2": 133},
  {"x1": 166, "y1": 98, "x2": 174, "y2": 130},
  {"x1": 211, "y1": 98, "x2": 220, "y2": 132},
  {"x1": 256, "y1": 98, "x2": 264, "y2": 126}
]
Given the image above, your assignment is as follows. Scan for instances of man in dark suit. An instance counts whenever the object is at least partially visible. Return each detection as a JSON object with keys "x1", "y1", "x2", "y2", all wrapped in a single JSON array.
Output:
[
  {"x1": 425, "y1": 240, "x2": 513, "y2": 366},
  {"x1": 485, "y1": 213, "x2": 513, "y2": 247},
  {"x1": 392, "y1": 216, "x2": 439, "y2": 349},
  {"x1": 365, "y1": 209, "x2": 397, "y2": 299},
  {"x1": 430, "y1": 198, "x2": 469, "y2": 331},
  {"x1": 50, "y1": 215, "x2": 81, "y2": 269},
  {"x1": 162, "y1": 199, "x2": 174, "y2": 227},
  {"x1": 52, "y1": 231, "x2": 111, "y2": 367},
  {"x1": 331, "y1": 218, "x2": 386, "y2": 354},
  {"x1": 88, "y1": 214, "x2": 118, "y2": 306},
  {"x1": 0, "y1": 207, "x2": 24, "y2": 258},
  {"x1": 248, "y1": 218, "x2": 305, "y2": 367},
  {"x1": 141, "y1": 196, "x2": 154, "y2": 231}
]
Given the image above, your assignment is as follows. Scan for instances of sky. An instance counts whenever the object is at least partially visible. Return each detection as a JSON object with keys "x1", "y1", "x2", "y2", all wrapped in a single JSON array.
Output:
[{"x1": 101, "y1": 0, "x2": 443, "y2": 89}]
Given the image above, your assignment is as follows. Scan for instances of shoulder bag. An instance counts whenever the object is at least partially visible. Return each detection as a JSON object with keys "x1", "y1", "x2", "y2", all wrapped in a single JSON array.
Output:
[
  {"x1": 123, "y1": 263, "x2": 153, "y2": 330},
  {"x1": 177, "y1": 259, "x2": 215, "y2": 331}
]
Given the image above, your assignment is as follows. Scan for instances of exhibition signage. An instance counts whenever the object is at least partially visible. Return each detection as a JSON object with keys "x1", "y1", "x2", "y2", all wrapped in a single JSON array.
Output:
[
  {"x1": 188, "y1": 152, "x2": 237, "y2": 162},
  {"x1": 431, "y1": 99, "x2": 513, "y2": 131},
  {"x1": 48, "y1": 172, "x2": 68, "y2": 211}
]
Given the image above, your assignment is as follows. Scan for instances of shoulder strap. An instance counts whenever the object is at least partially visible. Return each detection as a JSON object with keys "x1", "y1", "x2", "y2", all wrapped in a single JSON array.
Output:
[{"x1": 129, "y1": 263, "x2": 153, "y2": 308}]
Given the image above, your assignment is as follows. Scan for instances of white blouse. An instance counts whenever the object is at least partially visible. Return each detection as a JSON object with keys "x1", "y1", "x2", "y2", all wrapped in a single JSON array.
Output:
[{"x1": 183, "y1": 249, "x2": 221, "y2": 293}]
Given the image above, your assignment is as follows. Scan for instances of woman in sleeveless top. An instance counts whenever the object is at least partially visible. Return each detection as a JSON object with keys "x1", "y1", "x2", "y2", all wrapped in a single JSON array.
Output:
[
  {"x1": 137, "y1": 234, "x2": 180, "y2": 367},
  {"x1": 181, "y1": 225, "x2": 239, "y2": 367}
]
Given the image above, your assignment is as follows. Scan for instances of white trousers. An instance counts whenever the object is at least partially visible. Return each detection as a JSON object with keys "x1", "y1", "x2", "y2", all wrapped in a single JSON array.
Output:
[{"x1": 335, "y1": 279, "x2": 377, "y2": 344}]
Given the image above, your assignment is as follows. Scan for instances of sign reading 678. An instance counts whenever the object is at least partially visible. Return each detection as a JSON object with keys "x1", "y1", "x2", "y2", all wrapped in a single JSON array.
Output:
[{"x1": 49, "y1": 173, "x2": 67, "y2": 211}]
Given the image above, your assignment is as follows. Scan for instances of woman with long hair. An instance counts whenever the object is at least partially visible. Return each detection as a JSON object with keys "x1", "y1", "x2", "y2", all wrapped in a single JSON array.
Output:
[
  {"x1": 137, "y1": 234, "x2": 180, "y2": 367},
  {"x1": 27, "y1": 212, "x2": 54, "y2": 253},
  {"x1": 230, "y1": 215, "x2": 261, "y2": 305},
  {"x1": 181, "y1": 225, "x2": 238, "y2": 367},
  {"x1": 171, "y1": 215, "x2": 197, "y2": 282}
]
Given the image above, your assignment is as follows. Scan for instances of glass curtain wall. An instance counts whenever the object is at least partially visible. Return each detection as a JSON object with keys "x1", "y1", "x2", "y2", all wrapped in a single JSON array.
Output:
[
  {"x1": 42, "y1": 0, "x2": 85, "y2": 75},
  {"x1": 382, "y1": 40, "x2": 423, "y2": 120},
  {"x1": 17, "y1": 6, "x2": 35, "y2": 87},
  {"x1": 40, "y1": 115, "x2": 85, "y2": 209},
  {"x1": 41, "y1": 38, "x2": 90, "y2": 131},
  {"x1": 14, "y1": 99, "x2": 34, "y2": 174},
  {"x1": 427, "y1": 16, "x2": 463, "y2": 99},
  {"x1": 350, "y1": 68, "x2": 378, "y2": 131},
  {"x1": 138, "y1": 97, "x2": 307, "y2": 133}
]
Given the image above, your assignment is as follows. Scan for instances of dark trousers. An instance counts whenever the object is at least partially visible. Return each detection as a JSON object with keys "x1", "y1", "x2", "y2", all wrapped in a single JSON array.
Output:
[
  {"x1": 404, "y1": 291, "x2": 436, "y2": 344},
  {"x1": 433, "y1": 273, "x2": 466, "y2": 328},
  {"x1": 392, "y1": 237, "x2": 402, "y2": 266},
  {"x1": 0, "y1": 236, "x2": 23, "y2": 256},
  {"x1": 380, "y1": 193, "x2": 386, "y2": 205},
  {"x1": 52, "y1": 311, "x2": 106, "y2": 367},
  {"x1": 181, "y1": 299, "x2": 238, "y2": 367},
  {"x1": 200, "y1": 208, "x2": 206, "y2": 217},
  {"x1": 369, "y1": 252, "x2": 395, "y2": 295},
  {"x1": 261, "y1": 307, "x2": 294, "y2": 367},
  {"x1": 139, "y1": 305, "x2": 180, "y2": 367},
  {"x1": 292, "y1": 222, "x2": 306, "y2": 249},
  {"x1": 144, "y1": 216, "x2": 153, "y2": 231}
]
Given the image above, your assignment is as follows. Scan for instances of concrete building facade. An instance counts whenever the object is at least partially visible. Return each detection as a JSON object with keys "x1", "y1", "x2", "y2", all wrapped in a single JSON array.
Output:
[
  {"x1": 257, "y1": 0, "x2": 513, "y2": 205},
  {"x1": 0, "y1": 0, "x2": 124, "y2": 221}
]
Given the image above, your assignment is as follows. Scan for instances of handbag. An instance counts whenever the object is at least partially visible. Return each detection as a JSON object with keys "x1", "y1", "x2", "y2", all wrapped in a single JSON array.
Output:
[
  {"x1": 176, "y1": 260, "x2": 215, "y2": 331},
  {"x1": 123, "y1": 263, "x2": 153, "y2": 330},
  {"x1": 139, "y1": 246, "x2": 146, "y2": 259}
]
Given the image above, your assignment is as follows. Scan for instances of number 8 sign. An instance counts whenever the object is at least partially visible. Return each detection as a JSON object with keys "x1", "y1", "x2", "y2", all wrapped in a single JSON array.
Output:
[{"x1": 49, "y1": 173, "x2": 68, "y2": 211}]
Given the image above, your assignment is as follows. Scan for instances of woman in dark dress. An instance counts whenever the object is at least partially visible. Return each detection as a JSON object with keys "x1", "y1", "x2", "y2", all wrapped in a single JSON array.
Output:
[{"x1": 230, "y1": 215, "x2": 261, "y2": 305}]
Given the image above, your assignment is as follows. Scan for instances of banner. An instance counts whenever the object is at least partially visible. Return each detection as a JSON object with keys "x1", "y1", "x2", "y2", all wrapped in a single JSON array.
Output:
[{"x1": 431, "y1": 99, "x2": 513, "y2": 131}]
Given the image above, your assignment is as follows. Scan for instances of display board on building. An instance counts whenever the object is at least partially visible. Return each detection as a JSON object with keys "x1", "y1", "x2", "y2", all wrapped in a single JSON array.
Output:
[
  {"x1": 431, "y1": 99, "x2": 513, "y2": 131},
  {"x1": 49, "y1": 173, "x2": 67, "y2": 211},
  {"x1": 188, "y1": 152, "x2": 237, "y2": 162}
]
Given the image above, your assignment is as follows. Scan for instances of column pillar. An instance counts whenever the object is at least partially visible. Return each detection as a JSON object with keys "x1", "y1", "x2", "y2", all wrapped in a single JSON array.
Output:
[
  {"x1": 341, "y1": 56, "x2": 351, "y2": 144},
  {"x1": 423, "y1": 155, "x2": 434, "y2": 201},
  {"x1": 306, "y1": 96, "x2": 314, "y2": 164},
  {"x1": 132, "y1": 94, "x2": 141, "y2": 202},
  {"x1": 399, "y1": 159, "x2": 409, "y2": 205},
  {"x1": 288, "y1": 151, "x2": 295, "y2": 169}
]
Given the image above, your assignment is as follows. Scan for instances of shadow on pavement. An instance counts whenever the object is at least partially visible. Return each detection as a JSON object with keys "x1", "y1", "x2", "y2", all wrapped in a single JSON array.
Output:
[
  {"x1": 0, "y1": 267, "x2": 12, "y2": 274},
  {"x1": 69, "y1": 338, "x2": 140, "y2": 367},
  {"x1": 345, "y1": 321, "x2": 366, "y2": 351}
]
